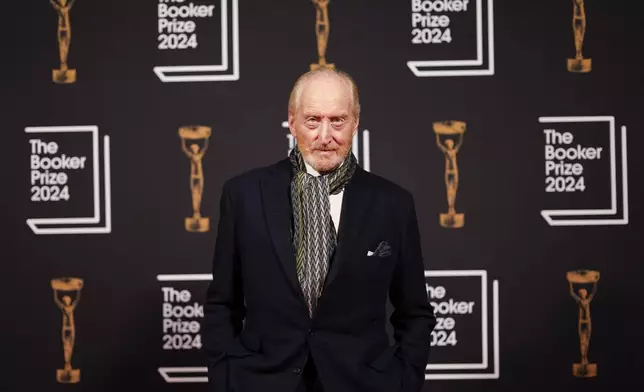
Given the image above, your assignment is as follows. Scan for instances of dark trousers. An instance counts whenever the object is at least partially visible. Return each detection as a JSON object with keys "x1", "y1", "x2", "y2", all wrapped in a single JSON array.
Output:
[{"x1": 296, "y1": 356, "x2": 325, "y2": 392}]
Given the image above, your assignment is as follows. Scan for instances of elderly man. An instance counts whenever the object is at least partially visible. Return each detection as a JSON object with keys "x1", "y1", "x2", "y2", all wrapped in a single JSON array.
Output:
[{"x1": 204, "y1": 69, "x2": 435, "y2": 392}]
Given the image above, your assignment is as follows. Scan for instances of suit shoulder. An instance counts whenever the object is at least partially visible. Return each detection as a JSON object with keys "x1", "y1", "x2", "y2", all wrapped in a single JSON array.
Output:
[
  {"x1": 360, "y1": 169, "x2": 414, "y2": 203},
  {"x1": 222, "y1": 159, "x2": 289, "y2": 192}
]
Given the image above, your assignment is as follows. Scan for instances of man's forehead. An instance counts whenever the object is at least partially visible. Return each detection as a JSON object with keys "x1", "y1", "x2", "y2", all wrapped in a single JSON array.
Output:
[
  {"x1": 299, "y1": 76, "x2": 352, "y2": 110},
  {"x1": 302, "y1": 73, "x2": 350, "y2": 94}
]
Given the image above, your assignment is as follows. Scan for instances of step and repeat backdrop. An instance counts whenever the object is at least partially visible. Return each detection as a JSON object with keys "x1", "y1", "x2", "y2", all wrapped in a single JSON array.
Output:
[{"x1": 3, "y1": 0, "x2": 643, "y2": 391}]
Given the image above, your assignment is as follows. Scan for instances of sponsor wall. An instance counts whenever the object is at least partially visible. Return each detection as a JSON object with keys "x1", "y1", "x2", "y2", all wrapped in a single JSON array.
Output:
[{"x1": 3, "y1": 0, "x2": 643, "y2": 391}]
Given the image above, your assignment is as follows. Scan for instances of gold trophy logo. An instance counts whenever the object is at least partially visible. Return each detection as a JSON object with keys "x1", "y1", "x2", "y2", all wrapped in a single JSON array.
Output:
[
  {"x1": 50, "y1": 0, "x2": 77, "y2": 83},
  {"x1": 310, "y1": 0, "x2": 335, "y2": 70},
  {"x1": 51, "y1": 277, "x2": 83, "y2": 383},
  {"x1": 179, "y1": 125, "x2": 211, "y2": 232},
  {"x1": 567, "y1": 0, "x2": 591, "y2": 73},
  {"x1": 566, "y1": 269, "x2": 599, "y2": 377},
  {"x1": 434, "y1": 121, "x2": 465, "y2": 228}
]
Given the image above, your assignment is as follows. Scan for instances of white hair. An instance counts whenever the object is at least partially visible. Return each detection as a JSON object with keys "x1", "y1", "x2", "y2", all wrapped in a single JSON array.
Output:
[{"x1": 288, "y1": 68, "x2": 360, "y2": 120}]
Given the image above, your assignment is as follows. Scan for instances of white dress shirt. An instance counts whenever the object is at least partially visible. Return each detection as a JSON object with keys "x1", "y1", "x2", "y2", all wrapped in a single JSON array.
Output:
[{"x1": 303, "y1": 161, "x2": 344, "y2": 233}]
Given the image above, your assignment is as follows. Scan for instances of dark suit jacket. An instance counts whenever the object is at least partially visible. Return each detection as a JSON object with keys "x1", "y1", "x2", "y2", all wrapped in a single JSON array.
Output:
[{"x1": 204, "y1": 158, "x2": 435, "y2": 392}]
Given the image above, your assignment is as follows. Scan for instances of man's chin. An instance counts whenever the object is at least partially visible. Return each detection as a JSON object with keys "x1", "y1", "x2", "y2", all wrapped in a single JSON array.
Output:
[
  {"x1": 311, "y1": 158, "x2": 342, "y2": 174},
  {"x1": 301, "y1": 150, "x2": 347, "y2": 173}
]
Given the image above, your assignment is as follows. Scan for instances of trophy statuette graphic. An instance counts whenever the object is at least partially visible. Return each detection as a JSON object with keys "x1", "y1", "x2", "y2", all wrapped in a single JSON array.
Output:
[
  {"x1": 310, "y1": 0, "x2": 335, "y2": 71},
  {"x1": 50, "y1": 0, "x2": 77, "y2": 83},
  {"x1": 434, "y1": 121, "x2": 466, "y2": 228},
  {"x1": 566, "y1": 269, "x2": 599, "y2": 377},
  {"x1": 180, "y1": 125, "x2": 211, "y2": 232},
  {"x1": 51, "y1": 277, "x2": 83, "y2": 383},
  {"x1": 567, "y1": 0, "x2": 591, "y2": 73}
]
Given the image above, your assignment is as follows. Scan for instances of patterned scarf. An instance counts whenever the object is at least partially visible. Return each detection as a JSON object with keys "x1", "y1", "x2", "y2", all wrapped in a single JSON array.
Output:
[{"x1": 289, "y1": 146, "x2": 357, "y2": 317}]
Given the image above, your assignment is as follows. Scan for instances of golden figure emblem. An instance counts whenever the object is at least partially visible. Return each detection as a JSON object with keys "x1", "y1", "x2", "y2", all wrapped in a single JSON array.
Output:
[
  {"x1": 310, "y1": 0, "x2": 335, "y2": 70},
  {"x1": 179, "y1": 125, "x2": 211, "y2": 232},
  {"x1": 567, "y1": 269, "x2": 599, "y2": 377},
  {"x1": 433, "y1": 121, "x2": 465, "y2": 228},
  {"x1": 567, "y1": 0, "x2": 591, "y2": 73},
  {"x1": 50, "y1": 0, "x2": 77, "y2": 83},
  {"x1": 51, "y1": 277, "x2": 83, "y2": 383}
]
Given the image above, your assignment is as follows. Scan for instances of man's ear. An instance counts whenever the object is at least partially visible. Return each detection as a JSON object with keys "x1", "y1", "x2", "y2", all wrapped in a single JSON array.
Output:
[
  {"x1": 352, "y1": 117, "x2": 360, "y2": 137},
  {"x1": 288, "y1": 110, "x2": 297, "y2": 137}
]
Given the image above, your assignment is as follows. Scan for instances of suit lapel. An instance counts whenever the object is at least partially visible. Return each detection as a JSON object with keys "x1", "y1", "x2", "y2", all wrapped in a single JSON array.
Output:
[
  {"x1": 261, "y1": 159, "x2": 305, "y2": 301},
  {"x1": 324, "y1": 167, "x2": 375, "y2": 291}
]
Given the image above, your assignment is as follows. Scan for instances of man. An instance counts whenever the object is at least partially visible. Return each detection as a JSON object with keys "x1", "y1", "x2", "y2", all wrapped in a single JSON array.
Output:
[{"x1": 204, "y1": 69, "x2": 435, "y2": 392}]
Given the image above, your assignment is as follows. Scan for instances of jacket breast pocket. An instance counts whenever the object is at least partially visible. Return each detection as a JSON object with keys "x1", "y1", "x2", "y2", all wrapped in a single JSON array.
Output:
[
  {"x1": 355, "y1": 241, "x2": 397, "y2": 287},
  {"x1": 363, "y1": 239, "x2": 397, "y2": 267}
]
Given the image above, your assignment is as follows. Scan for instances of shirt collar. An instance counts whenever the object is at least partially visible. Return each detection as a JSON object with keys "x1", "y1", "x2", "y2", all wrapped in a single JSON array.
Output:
[{"x1": 304, "y1": 160, "x2": 321, "y2": 177}]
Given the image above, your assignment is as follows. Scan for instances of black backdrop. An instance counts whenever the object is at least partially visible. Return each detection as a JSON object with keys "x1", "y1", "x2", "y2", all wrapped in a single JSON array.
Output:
[{"x1": 3, "y1": 0, "x2": 644, "y2": 391}]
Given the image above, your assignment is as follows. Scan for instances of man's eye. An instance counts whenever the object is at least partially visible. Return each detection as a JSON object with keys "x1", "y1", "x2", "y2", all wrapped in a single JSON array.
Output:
[{"x1": 331, "y1": 118, "x2": 345, "y2": 126}]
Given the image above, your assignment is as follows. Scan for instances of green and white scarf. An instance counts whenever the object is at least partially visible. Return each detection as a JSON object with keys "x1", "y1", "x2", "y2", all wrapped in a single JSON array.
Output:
[{"x1": 289, "y1": 147, "x2": 357, "y2": 316}]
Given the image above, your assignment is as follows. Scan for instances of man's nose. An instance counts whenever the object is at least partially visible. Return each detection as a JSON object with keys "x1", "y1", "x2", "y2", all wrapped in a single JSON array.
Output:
[{"x1": 319, "y1": 120, "x2": 332, "y2": 144}]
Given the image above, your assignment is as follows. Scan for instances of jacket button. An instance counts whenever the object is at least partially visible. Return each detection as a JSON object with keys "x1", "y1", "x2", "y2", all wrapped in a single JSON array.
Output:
[
  {"x1": 293, "y1": 367, "x2": 302, "y2": 374},
  {"x1": 308, "y1": 329, "x2": 315, "y2": 336}
]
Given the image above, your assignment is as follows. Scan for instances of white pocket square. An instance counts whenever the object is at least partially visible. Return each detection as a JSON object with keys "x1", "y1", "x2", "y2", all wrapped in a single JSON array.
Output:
[{"x1": 367, "y1": 241, "x2": 392, "y2": 257}]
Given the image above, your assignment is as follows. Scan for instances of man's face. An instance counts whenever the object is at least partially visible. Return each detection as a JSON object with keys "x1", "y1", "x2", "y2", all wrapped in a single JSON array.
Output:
[{"x1": 288, "y1": 74, "x2": 358, "y2": 174}]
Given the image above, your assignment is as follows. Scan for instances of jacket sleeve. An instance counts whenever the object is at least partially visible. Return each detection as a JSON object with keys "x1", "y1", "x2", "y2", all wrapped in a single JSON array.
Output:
[
  {"x1": 389, "y1": 192, "x2": 436, "y2": 392},
  {"x1": 203, "y1": 182, "x2": 246, "y2": 386}
]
